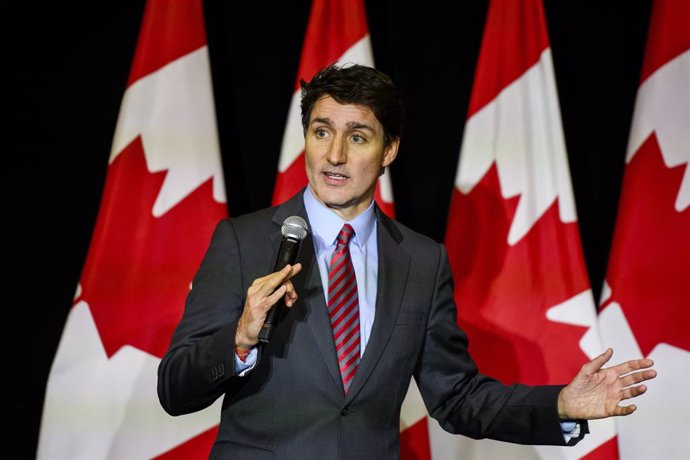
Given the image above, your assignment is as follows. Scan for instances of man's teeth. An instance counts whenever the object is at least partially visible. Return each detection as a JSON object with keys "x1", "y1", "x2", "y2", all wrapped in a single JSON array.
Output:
[{"x1": 325, "y1": 172, "x2": 346, "y2": 179}]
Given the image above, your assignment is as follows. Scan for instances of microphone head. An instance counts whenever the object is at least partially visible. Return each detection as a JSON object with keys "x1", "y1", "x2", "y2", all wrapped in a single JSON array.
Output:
[{"x1": 281, "y1": 216, "x2": 309, "y2": 241}]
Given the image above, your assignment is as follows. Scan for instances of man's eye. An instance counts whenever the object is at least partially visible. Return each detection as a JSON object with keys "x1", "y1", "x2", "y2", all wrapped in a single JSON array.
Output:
[
  {"x1": 315, "y1": 129, "x2": 328, "y2": 138},
  {"x1": 351, "y1": 134, "x2": 364, "y2": 143}
]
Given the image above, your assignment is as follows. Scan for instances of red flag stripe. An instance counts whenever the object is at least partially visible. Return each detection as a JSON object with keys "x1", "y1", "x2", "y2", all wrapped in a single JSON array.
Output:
[
  {"x1": 128, "y1": 0, "x2": 208, "y2": 85},
  {"x1": 292, "y1": 0, "x2": 368, "y2": 91},
  {"x1": 638, "y1": 0, "x2": 690, "y2": 82},
  {"x1": 466, "y1": 0, "x2": 550, "y2": 118}
]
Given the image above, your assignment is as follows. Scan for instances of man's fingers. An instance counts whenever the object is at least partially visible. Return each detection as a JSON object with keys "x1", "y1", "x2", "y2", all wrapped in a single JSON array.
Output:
[
  {"x1": 612, "y1": 358, "x2": 655, "y2": 377},
  {"x1": 284, "y1": 281, "x2": 298, "y2": 307},
  {"x1": 255, "y1": 263, "x2": 302, "y2": 296},
  {"x1": 583, "y1": 347, "x2": 613, "y2": 373},
  {"x1": 620, "y1": 384, "x2": 647, "y2": 401},
  {"x1": 619, "y1": 368, "x2": 657, "y2": 388},
  {"x1": 261, "y1": 265, "x2": 294, "y2": 293},
  {"x1": 290, "y1": 262, "x2": 303, "y2": 276},
  {"x1": 265, "y1": 284, "x2": 288, "y2": 306},
  {"x1": 245, "y1": 263, "x2": 303, "y2": 318},
  {"x1": 259, "y1": 281, "x2": 299, "y2": 312},
  {"x1": 279, "y1": 264, "x2": 302, "y2": 307},
  {"x1": 266, "y1": 281, "x2": 300, "y2": 308},
  {"x1": 614, "y1": 404, "x2": 637, "y2": 416}
]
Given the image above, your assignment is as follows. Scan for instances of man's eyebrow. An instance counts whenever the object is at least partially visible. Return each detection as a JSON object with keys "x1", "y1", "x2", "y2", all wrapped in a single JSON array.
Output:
[
  {"x1": 310, "y1": 117, "x2": 333, "y2": 126},
  {"x1": 346, "y1": 122, "x2": 375, "y2": 132},
  {"x1": 310, "y1": 118, "x2": 375, "y2": 133}
]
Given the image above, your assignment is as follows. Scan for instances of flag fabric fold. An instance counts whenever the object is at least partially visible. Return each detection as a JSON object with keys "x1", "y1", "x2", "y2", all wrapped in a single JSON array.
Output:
[
  {"x1": 598, "y1": 0, "x2": 690, "y2": 458},
  {"x1": 440, "y1": 0, "x2": 615, "y2": 458},
  {"x1": 37, "y1": 1, "x2": 227, "y2": 458}
]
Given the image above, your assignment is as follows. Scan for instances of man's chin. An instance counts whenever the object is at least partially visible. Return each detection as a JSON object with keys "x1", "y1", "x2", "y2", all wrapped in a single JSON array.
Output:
[
  {"x1": 313, "y1": 187, "x2": 350, "y2": 207},
  {"x1": 321, "y1": 196, "x2": 359, "y2": 215},
  {"x1": 322, "y1": 199, "x2": 350, "y2": 211}
]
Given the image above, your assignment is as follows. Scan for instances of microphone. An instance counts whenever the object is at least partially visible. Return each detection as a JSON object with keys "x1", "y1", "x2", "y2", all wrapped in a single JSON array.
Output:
[{"x1": 258, "y1": 215, "x2": 309, "y2": 343}]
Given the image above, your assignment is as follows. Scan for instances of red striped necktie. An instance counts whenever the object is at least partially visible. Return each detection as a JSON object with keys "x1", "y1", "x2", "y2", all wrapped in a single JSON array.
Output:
[{"x1": 327, "y1": 223, "x2": 360, "y2": 394}]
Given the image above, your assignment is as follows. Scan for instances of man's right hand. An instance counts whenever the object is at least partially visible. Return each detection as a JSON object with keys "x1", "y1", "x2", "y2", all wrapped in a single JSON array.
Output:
[{"x1": 235, "y1": 263, "x2": 303, "y2": 349}]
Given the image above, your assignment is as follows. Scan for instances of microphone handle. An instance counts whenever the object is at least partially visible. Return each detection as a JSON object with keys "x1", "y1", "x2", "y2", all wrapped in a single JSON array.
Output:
[{"x1": 258, "y1": 237, "x2": 301, "y2": 343}]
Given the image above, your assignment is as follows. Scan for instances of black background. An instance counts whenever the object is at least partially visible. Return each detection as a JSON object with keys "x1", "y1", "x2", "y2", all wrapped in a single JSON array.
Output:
[{"x1": 7, "y1": 0, "x2": 652, "y2": 456}]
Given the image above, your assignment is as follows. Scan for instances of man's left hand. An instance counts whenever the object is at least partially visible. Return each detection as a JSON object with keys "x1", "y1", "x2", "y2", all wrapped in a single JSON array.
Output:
[{"x1": 558, "y1": 348, "x2": 657, "y2": 420}]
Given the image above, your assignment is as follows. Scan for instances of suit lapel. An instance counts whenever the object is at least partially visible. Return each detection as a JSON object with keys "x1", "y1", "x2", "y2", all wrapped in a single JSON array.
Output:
[
  {"x1": 346, "y1": 208, "x2": 410, "y2": 400},
  {"x1": 300, "y1": 239, "x2": 344, "y2": 391},
  {"x1": 272, "y1": 192, "x2": 343, "y2": 391}
]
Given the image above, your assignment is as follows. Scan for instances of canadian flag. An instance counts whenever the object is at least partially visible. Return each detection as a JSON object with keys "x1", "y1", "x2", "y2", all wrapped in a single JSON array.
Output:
[
  {"x1": 598, "y1": 0, "x2": 690, "y2": 459},
  {"x1": 37, "y1": 1, "x2": 227, "y2": 458},
  {"x1": 271, "y1": 0, "x2": 395, "y2": 218},
  {"x1": 440, "y1": 0, "x2": 616, "y2": 458}
]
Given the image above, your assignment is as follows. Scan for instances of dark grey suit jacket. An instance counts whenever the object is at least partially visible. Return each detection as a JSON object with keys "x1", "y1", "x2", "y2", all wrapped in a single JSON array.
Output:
[{"x1": 158, "y1": 191, "x2": 582, "y2": 459}]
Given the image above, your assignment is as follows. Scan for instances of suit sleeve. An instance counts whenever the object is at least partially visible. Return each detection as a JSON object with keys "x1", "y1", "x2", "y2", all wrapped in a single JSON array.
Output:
[
  {"x1": 157, "y1": 219, "x2": 256, "y2": 416},
  {"x1": 413, "y1": 244, "x2": 585, "y2": 445}
]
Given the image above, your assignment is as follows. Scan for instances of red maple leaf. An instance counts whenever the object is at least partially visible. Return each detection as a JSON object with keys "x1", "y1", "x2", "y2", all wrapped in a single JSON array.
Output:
[
  {"x1": 602, "y1": 133, "x2": 690, "y2": 356},
  {"x1": 77, "y1": 137, "x2": 227, "y2": 358},
  {"x1": 446, "y1": 164, "x2": 592, "y2": 385}
]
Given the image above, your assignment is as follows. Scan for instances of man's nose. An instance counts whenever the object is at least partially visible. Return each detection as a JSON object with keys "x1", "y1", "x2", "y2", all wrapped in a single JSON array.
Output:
[{"x1": 326, "y1": 136, "x2": 347, "y2": 164}]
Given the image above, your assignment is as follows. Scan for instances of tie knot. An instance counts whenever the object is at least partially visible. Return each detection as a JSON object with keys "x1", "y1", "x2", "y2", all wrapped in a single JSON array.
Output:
[{"x1": 337, "y1": 224, "x2": 355, "y2": 246}]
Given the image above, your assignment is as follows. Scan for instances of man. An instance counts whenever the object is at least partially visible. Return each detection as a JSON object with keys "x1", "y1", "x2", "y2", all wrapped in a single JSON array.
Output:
[{"x1": 157, "y1": 63, "x2": 656, "y2": 459}]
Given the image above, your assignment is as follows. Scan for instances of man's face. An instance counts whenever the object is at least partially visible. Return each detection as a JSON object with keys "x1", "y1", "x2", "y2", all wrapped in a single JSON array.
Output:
[{"x1": 304, "y1": 95, "x2": 399, "y2": 221}]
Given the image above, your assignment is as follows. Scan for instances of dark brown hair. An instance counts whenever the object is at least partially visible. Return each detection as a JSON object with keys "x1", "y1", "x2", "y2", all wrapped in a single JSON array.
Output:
[{"x1": 300, "y1": 63, "x2": 405, "y2": 146}]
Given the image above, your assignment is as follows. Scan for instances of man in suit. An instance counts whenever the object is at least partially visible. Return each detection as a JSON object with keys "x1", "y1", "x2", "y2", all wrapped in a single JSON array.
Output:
[{"x1": 157, "y1": 63, "x2": 656, "y2": 459}]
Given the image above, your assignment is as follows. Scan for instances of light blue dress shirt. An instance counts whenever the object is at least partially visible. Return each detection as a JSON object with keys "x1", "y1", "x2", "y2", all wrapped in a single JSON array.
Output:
[{"x1": 302, "y1": 186, "x2": 378, "y2": 356}]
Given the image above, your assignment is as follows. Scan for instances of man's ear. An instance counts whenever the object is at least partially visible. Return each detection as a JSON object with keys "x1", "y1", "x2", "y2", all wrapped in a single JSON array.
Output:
[{"x1": 382, "y1": 138, "x2": 400, "y2": 168}]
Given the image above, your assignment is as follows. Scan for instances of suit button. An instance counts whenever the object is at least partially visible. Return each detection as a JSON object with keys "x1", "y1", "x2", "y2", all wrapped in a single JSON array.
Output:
[{"x1": 341, "y1": 407, "x2": 350, "y2": 416}]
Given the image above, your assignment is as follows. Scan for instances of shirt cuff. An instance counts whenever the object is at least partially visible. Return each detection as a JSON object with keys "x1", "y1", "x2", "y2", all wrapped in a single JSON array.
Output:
[
  {"x1": 235, "y1": 347, "x2": 258, "y2": 376},
  {"x1": 560, "y1": 420, "x2": 581, "y2": 444}
]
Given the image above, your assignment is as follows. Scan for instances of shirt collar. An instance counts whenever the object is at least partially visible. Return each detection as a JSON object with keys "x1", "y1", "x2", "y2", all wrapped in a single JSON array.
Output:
[{"x1": 303, "y1": 186, "x2": 376, "y2": 249}]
